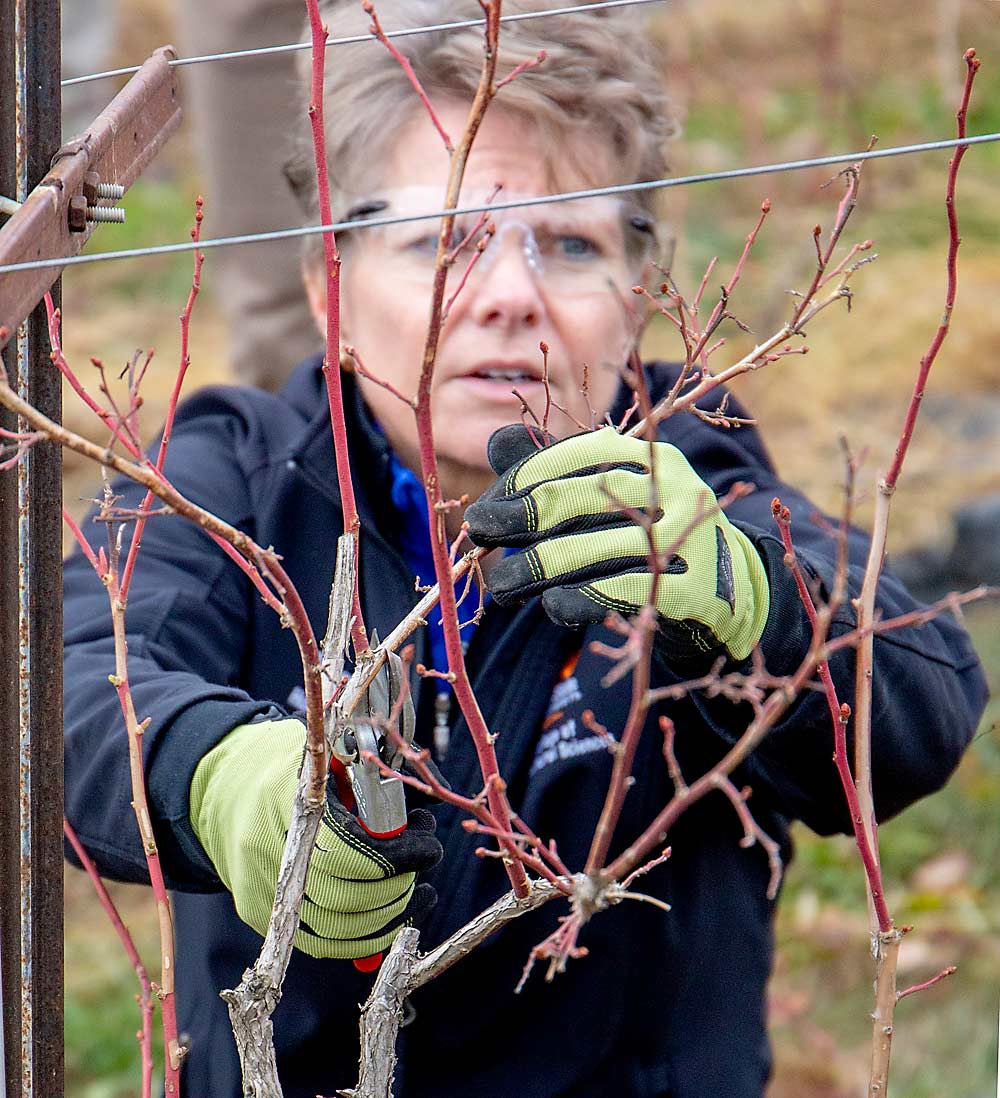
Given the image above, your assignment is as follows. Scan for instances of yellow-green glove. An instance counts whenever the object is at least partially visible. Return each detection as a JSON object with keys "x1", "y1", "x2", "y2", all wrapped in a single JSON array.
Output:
[
  {"x1": 189, "y1": 717, "x2": 441, "y2": 959},
  {"x1": 464, "y1": 425, "x2": 770, "y2": 665}
]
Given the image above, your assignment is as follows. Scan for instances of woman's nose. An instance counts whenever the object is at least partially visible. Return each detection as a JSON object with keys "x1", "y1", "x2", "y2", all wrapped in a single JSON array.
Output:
[{"x1": 469, "y1": 229, "x2": 544, "y2": 329}]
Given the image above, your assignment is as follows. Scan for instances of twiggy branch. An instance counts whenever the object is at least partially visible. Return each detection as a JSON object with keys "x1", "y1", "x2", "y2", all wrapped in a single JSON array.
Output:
[
  {"x1": 344, "y1": 345, "x2": 416, "y2": 407},
  {"x1": 690, "y1": 198, "x2": 771, "y2": 368},
  {"x1": 120, "y1": 198, "x2": 205, "y2": 600},
  {"x1": 45, "y1": 298, "x2": 142, "y2": 457},
  {"x1": 629, "y1": 171, "x2": 871, "y2": 439},
  {"x1": 711, "y1": 775, "x2": 783, "y2": 899},
  {"x1": 0, "y1": 426, "x2": 45, "y2": 469},
  {"x1": 790, "y1": 162, "x2": 864, "y2": 329},
  {"x1": 442, "y1": 225, "x2": 495, "y2": 320},
  {"x1": 411, "y1": 877, "x2": 566, "y2": 989},
  {"x1": 64, "y1": 501, "x2": 184, "y2": 1091},
  {"x1": 584, "y1": 361, "x2": 663, "y2": 874}
]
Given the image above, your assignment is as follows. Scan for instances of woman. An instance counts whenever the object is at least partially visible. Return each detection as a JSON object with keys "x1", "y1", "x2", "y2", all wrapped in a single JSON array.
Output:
[{"x1": 63, "y1": 3, "x2": 987, "y2": 1096}]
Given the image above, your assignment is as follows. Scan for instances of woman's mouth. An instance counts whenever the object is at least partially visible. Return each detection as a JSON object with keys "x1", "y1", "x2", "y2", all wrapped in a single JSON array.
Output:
[
  {"x1": 472, "y1": 368, "x2": 540, "y2": 382},
  {"x1": 468, "y1": 366, "x2": 541, "y2": 384}
]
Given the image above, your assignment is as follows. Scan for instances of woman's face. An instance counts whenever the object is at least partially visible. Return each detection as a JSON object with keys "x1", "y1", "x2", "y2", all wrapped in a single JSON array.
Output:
[{"x1": 306, "y1": 101, "x2": 648, "y2": 500}]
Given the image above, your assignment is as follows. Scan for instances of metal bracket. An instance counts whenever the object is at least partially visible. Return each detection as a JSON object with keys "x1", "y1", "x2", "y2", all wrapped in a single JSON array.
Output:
[{"x1": 0, "y1": 46, "x2": 182, "y2": 347}]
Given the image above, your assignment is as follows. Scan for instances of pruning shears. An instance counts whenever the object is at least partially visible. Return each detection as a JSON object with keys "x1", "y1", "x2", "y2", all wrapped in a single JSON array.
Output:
[{"x1": 329, "y1": 645, "x2": 415, "y2": 971}]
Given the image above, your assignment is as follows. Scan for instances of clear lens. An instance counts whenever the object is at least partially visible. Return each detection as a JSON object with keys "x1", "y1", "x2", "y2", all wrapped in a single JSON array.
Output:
[{"x1": 340, "y1": 187, "x2": 656, "y2": 296}]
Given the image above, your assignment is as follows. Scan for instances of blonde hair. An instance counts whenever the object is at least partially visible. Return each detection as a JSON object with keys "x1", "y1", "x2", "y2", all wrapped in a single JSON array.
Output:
[{"x1": 285, "y1": 0, "x2": 676, "y2": 265}]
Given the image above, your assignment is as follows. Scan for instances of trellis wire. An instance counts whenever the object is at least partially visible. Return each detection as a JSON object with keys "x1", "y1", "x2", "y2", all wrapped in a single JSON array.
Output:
[
  {"x1": 61, "y1": 0, "x2": 665, "y2": 87},
  {"x1": 1, "y1": 131, "x2": 997, "y2": 276}
]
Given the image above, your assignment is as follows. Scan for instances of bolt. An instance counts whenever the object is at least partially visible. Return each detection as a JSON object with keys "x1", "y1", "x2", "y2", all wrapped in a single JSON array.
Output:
[
  {"x1": 96, "y1": 181, "x2": 126, "y2": 200},
  {"x1": 86, "y1": 206, "x2": 126, "y2": 224}
]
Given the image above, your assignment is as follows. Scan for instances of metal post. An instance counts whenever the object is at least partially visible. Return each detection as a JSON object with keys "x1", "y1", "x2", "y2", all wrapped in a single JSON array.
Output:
[{"x1": 1, "y1": 0, "x2": 64, "y2": 1094}]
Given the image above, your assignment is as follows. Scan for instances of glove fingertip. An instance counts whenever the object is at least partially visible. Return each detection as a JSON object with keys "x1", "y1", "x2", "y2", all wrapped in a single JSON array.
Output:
[
  {"x1": 485, "y1": 423, "x2": 554, "y2": 475},
  {"x1": 541, "y1": 585, "x2": 613, "y2": 628},
  {"x1": 412, "y1": 835, "x2": 445, "y2": 872},
  {"x1": 405, "y1": 807, "x2": 438, "y2": 834},
  {"x1": 406, "y1": 882, "x2": 438, "y2": 928},
  {"x1": 462, "y1": 497, "x2": 509, "y2": 547}
]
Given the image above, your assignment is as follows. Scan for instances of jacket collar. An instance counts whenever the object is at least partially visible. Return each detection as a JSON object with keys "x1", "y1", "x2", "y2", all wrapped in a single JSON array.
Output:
[{"x1": 283, "y1": 355, "x2": 397, "y2": 538}]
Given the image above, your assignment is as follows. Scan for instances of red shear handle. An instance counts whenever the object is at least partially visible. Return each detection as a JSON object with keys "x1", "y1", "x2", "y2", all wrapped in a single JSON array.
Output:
[
  {"x1": 352, "y1": 819, "x2": 408, "y2": 971},
  {"x1": 330, "y1": 757, "x2": 407, "y2": 974},
  {"x1": 353, "y1": 817, "x2": 408, "y2": 972}
]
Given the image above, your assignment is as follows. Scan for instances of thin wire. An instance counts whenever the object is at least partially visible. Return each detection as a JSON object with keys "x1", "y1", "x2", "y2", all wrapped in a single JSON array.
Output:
[
  {"x1": 60, "y1": 0, "x2": 665, "y2": 87},
  {"x1": 1, "y1": 132, "x2": 997, "y2": 276}
]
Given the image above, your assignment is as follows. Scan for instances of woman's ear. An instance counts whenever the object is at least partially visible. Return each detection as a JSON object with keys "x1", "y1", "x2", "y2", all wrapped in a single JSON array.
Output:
[
  {"x1": 302, "y1": 260, "x2": 356, "y2": 371},
  {"x1": 302, "y1": 259, "x2": 331, "y2": 339}
]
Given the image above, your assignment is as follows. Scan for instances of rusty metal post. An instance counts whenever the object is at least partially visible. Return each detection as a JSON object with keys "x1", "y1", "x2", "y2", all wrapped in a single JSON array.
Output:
[{"x1": 1, "y1": 0, "x2": 64, "y2": 1094}]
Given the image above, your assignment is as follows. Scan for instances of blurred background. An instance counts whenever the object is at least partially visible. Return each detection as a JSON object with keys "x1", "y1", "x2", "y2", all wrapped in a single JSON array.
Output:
[{"x1": 58, "y1": 1, "x2": 999, "y2": 1094}]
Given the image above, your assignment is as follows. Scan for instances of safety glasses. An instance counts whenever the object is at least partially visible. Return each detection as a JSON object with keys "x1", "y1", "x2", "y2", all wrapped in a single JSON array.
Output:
[{"x1": 338, "y1": 187, "x2": 657, "y2": 296}]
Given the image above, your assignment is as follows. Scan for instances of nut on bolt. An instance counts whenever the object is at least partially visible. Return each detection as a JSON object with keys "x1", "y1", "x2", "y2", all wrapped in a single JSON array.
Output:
[
  {"x1": 82, "y1": 171, "x2": 101, "y2": 206},
  {"x1": 68, "y1": 195, "x2": 89, "y2": 233},
  {"x1": 68, "y1": 172, "x2": 126, "y2": 233}
]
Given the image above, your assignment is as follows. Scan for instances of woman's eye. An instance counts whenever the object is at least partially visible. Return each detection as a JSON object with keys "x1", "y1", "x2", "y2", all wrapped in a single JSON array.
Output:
[
  {"x1": 402, "y1": 220, "x2": 473, "y2": 257},
  {"x1": 403, "y1": 233, "x2": 441, "y2": 257},
  {"x1": 555, "y1": 234, "x2": 601, "y2": 260}
]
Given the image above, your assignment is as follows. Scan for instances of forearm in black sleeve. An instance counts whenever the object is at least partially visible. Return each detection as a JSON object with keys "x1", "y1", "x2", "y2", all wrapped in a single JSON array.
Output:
[
  {"x1": 63, "y1": 397, "x2": 284, "y2": 890},
  {"x1": 688, "y1": 474, "x2": 988, "y2": 834},
  {"x1": 653, "y1": 393, "x2": 988, "y2": 835}
]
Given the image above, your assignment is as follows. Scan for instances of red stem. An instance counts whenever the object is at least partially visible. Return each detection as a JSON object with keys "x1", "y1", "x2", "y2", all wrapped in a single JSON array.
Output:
[
  {"x1": 51, "y1": 271, "x2": 288, "y2": 620},
  {"x1": 584, "y1": 614, "x2": 654, "y2": 874},
  {"x1": 364, "y1": 1, "x2": 453, "y2": 152},
  {"x1": 63, "y1": 507, "x2": 100, "y2": 571},
  {"x1": 691, "y1": 256, "x2": 718, "y2": 310},
  {"x1": 772, "y1": 500, "x2": 892, "y2": 930},
  {"x1": 789, "y1": 168, "x2": 860, "y2": 330},
  {"x1": 306, "y1": 0, "x2": 369, "y2": 655},
  {"x1": 345, "y1": 345, "x2": 416, "y2": 408},
  {"x1": 407, "y1": 0, "x2": 529, "y2": 898},
  {"x1": 442, "y1": 232, "x2": 493, "y2": 321},
  {"x1": 155, "y1": 197, "x2": 204, "y2": 471},
  {"x1": 585, "y1": 362, "x2": 660, "y2": 875},
  {"x1": 884, "y1": 50, "x2": 979, "y2": 489},
  {"x1": 494, "y1": 49, "x2": 546, "y2": 91},
  {"x1": 690, "y1": 199, "x2": 770, "y2": 366},
  {"x1": 592, "y1": 590, "x2": 987, "y2": 887},
  {"x1": 413, "y1": 390, "x2": 529, "y2": 896},
  {"x1": 64, "y1": 819, "x2": 155, "y2": 1098},
  {"x1": 45, "y1": 297, "x2": 141, "y2": 457},
  {"x1": 101, "y1": 548, "x2": 183, "y2": 1093},
  {"x1": 121, "y1": 199, "x2": 205, "y2": 600},
  {"x1": 896, "y1": 965, "x2": 957, "y2": 1002}
]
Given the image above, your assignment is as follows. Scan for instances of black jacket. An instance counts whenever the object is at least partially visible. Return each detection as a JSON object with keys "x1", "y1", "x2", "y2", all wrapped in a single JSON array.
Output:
[{"x1": 64, "y1": 359, "x2": 988, "y2": 1098}]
